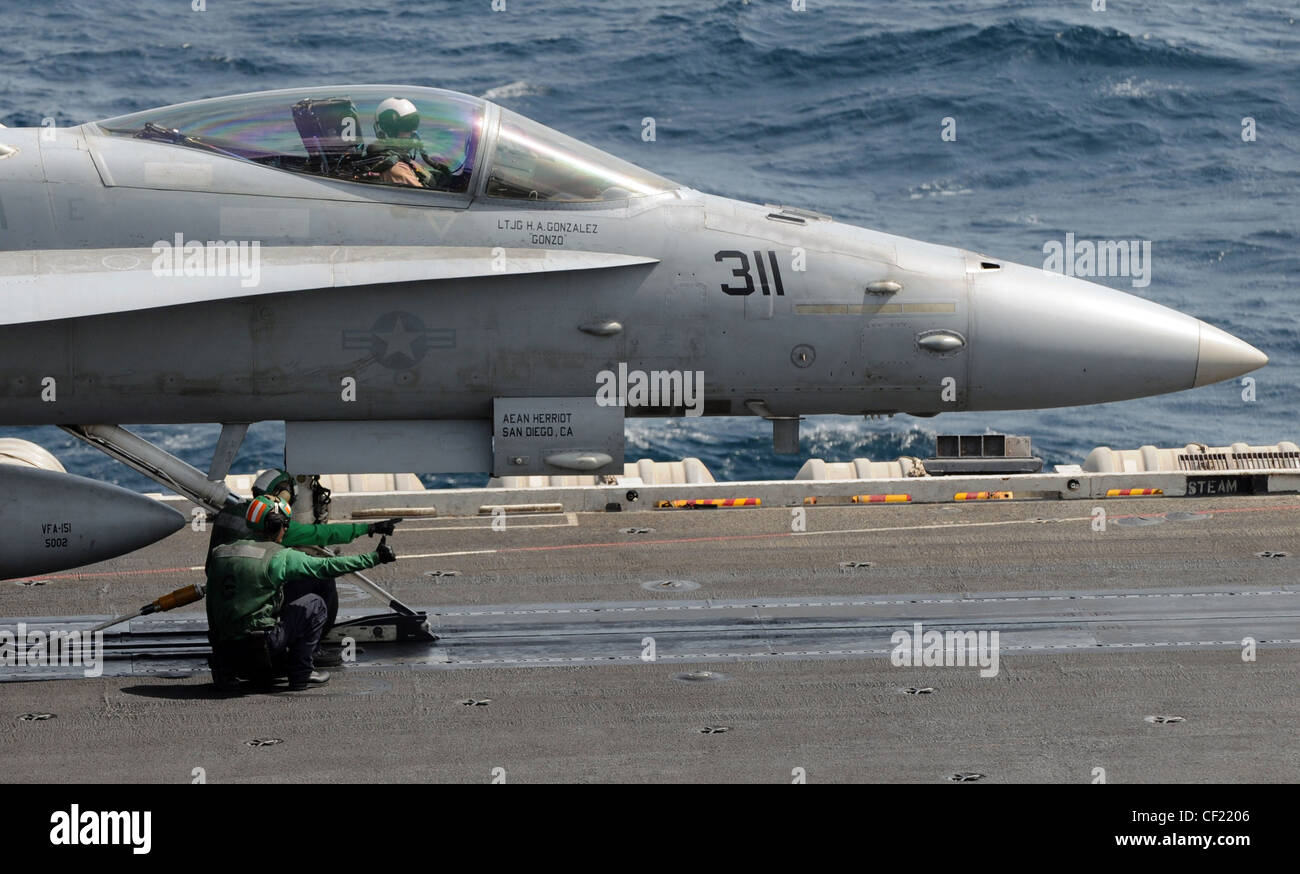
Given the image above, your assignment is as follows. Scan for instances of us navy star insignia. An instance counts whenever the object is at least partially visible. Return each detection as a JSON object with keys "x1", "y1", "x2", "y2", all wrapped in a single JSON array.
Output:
[{"x1": 342, "y1": 310, "x2": 455, "y2": 369}]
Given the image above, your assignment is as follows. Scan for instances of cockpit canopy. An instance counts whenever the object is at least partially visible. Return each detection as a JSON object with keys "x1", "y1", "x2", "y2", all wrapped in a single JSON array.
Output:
[
  {"x1": 487, "y1": 108, "x2": 675, "y2": 202},
  {"x1": 95, "y1": 85, "x2": 677, "y2": 202}
]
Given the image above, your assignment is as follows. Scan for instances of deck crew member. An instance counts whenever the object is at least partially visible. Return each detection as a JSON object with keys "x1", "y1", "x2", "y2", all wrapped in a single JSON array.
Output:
[
  {"x1": 206, "y1": 495, "x2": 397, "y2": 691},
  {"x1": 206, "y1": 468, "x2": 401, "y2": 643}
]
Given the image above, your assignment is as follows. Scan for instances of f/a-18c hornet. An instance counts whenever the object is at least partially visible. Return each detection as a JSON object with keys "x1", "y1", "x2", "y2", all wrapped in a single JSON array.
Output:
[{"x1": 0, "y1": 85, "x2": 1266, "y2": 577}]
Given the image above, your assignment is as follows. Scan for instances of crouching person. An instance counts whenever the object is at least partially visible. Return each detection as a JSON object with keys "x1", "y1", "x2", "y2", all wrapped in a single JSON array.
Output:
[{"x1": 207, "y1": 494, "x2": 397, "y2": 691}]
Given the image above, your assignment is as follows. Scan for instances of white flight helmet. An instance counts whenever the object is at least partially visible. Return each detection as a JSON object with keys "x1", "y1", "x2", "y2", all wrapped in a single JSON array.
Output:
[{"x1": 375, "y1": 97, "x2": 420, "y2": 139}]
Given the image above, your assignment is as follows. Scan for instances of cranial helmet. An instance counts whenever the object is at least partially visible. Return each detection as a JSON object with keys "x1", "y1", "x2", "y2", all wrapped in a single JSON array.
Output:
[
  {"x1": 252, "y1": 469, "x2": 296, "y2": 504},
  {"x1": 375, "y1": 97, "x2": 420, "y2": 139},
  {"x1": 245, "y1": 494, "x2": 292, "y2": 532}
]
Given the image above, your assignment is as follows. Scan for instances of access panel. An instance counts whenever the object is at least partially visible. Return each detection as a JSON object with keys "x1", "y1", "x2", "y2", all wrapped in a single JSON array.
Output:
[{"x1": 493, "y1": 397, "x2": 624, "y2": 477}]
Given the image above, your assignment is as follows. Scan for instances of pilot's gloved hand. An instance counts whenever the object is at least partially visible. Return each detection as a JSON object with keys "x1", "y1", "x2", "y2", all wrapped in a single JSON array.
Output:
[
  {"x1": 375, "y1": 536, "x2": 397, "y2": 565},
  {"x1": 369, "y1": 518, "x2": 402, "y2": 537},
  {"x1": 380, "y1": 161, "x2": 421, "y2": 187}
]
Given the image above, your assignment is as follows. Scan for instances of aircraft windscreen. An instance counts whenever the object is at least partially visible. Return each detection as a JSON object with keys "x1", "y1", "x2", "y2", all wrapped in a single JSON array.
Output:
[
  {"x1": 96, "y1": 87, "x2": 484, "y2": 194},
  {"x1": 487, "y1": 110, "x2": 676, "y2": 202}
]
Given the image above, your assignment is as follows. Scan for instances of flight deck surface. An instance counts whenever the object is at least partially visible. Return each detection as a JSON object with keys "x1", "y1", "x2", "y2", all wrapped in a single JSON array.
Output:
[{"x1": 3, "y1": 494, "x2": 1298, "y2": 782}]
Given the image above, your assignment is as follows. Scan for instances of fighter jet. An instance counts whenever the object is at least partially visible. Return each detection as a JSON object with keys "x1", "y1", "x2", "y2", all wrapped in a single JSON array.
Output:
[{"x1": 0, "y1": 84, "x2": 1267, "y2": 577}]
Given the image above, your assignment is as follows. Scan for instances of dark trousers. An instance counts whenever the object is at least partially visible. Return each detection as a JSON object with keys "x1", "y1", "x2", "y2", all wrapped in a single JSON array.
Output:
[
  {"x1": 283, "y1": 577, "x2": 339, "y2": 633},
  {"x1": 267, "y1": 594, "x2": 327, "y2": 685}
]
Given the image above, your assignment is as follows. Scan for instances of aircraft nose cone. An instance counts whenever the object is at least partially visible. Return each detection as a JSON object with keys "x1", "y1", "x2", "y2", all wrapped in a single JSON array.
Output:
[
  {"x1": 966, "y1": 265, "x2": 1265, "y2": 410},
  {"x1": 1194, "y1": 322, "x2": 1268, "y2": 387}
]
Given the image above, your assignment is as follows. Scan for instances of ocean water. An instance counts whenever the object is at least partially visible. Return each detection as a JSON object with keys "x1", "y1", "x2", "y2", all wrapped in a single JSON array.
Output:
[{"x1": 1, "y1": 0, "x2": 1297, "y2": 490}]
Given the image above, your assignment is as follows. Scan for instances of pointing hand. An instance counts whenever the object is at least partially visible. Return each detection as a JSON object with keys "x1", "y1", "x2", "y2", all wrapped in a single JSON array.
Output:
[
  {"x1": 369, "y1": 515, "x2": 403, "y2": 535},
  {"x1": 369, "y1": 518, "x2": 403, "y2": 537}
]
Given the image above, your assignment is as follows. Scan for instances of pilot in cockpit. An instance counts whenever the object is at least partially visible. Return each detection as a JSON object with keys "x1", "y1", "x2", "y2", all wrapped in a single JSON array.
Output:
[{"x1": 367, "y1": 97, "x2": 454, "y2": 190}]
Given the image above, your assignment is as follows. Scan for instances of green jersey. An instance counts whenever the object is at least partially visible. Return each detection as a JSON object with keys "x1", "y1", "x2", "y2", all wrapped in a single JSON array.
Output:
[
  {"x1": 205, "y1": 500, "x2": 370, "y2": 574},
  {"x1": 205, "y1": 539, "x2": 378, "y2": 641}
]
